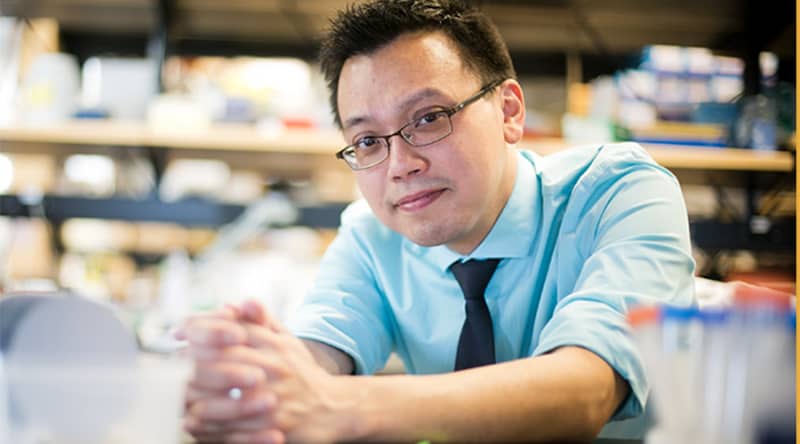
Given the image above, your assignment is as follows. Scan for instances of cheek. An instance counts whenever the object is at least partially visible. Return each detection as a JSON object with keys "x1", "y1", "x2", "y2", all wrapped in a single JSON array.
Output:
[
  {"x1": 356, "y1": 174, "x2": 388, "y2": 209},
  {"x1": 442, "y1": 142, "x2": 491, "y2": 185}
]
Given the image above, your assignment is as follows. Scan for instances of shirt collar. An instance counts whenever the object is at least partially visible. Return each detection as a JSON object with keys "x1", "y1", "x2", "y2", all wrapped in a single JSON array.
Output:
[{"x1": 406, "y1": 150, "x2": 541, "y2": 272}]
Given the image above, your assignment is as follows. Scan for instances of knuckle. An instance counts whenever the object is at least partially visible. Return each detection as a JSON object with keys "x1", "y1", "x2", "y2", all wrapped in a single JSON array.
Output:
[
  {"x1": 189, "y1": 401, "x2": 207, "y2": 419},
  {"x1": 268, "y1": 364, "x2": 290, "y2": 379}
]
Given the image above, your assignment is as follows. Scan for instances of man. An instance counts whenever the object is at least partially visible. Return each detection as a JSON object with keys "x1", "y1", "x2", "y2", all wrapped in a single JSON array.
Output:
[{"x1": 180, "y1": 0, "x2": 695, "y2": 442}]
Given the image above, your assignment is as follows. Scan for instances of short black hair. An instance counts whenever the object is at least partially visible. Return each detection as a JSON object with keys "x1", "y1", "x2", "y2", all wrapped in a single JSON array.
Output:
[{"x1": 319, "y1": 0, "x2": 516, "y2": 128}]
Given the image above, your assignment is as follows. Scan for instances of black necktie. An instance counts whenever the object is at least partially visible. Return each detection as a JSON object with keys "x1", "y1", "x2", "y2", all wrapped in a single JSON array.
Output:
[{"x1": 450, "y1": 258, "x2": 500, "y2": 370}]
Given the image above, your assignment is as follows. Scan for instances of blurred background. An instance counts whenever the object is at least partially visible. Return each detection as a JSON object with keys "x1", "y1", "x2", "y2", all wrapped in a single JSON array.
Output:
[{"x1": 0, "y1": 0, "x2": 794, "y2": 325}]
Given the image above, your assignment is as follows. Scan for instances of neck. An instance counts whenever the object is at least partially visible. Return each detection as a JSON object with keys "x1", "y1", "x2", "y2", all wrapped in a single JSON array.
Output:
[{"x1": 447, "y1": 148, "x2": 518, "y2": 255}]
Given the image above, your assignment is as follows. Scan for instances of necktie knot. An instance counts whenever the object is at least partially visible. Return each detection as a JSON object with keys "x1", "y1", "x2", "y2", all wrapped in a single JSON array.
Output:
[{"x1": 450, "y1": 259, "x2": 500, "y2": 300}]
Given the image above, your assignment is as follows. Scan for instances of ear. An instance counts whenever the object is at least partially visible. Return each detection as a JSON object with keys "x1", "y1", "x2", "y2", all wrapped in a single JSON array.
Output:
[{"x1": 499, "y1": 80, "x2": 525, "y2": 144}]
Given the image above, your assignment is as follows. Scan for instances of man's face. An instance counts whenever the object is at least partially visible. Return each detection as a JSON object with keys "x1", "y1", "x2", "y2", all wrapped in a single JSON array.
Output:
[{"x1": 336, "y1": 31, "x2": 522, "y2": 254}]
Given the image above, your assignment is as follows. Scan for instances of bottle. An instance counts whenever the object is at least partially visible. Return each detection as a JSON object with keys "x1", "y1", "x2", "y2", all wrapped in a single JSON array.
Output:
[
  {"x1": 724, "y1": 287, "x2": 794, "y2": 444},
  {"x1": 654, "y1": 305, "x2": 703, "y2": 443},
  {"x1": 697, "y1": 307, "x2": 731, "y2": 444},
  {"x1": 735, "y1": 94, "x2": 777, "y2": 150}
]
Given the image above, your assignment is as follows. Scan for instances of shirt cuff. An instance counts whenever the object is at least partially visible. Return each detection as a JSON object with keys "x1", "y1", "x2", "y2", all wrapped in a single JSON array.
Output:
[{"x1": 532, "y1": 301, "x2": 647, "y2": 420}]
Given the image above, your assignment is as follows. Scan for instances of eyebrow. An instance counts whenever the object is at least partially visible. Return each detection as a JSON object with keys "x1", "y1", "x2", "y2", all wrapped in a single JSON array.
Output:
[{"x1": 341, "y1": 87, "x2": 447, "y2": 130}]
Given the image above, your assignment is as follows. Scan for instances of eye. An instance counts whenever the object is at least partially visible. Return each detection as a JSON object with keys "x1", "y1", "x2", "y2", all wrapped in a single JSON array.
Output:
[
  {"x1": 414, "y1": 111, "x2": 446, "y2": 128},
  {"x1": 354, "y1": 136, "x2": 380, "y2": 150}
]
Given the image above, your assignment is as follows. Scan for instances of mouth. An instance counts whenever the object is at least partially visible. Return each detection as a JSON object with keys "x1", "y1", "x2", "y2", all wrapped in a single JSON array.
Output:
[{"x1": 394, "y1": 189, "x2": 447, "y2": 212}]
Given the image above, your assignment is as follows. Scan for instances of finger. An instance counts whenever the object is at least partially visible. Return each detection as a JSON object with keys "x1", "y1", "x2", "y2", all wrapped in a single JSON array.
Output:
[
  {"x1": 183, "y1": 318, "x2": 248, "y2": 347},
  {"x1": 184, "y1": 412, "x2": 276, "y2": 435},
  {"x1": 189, "y1": 391, "x2": 277, "y2": 422},
  {"x1": 186, "y1": 401, "x2": 274, "y2": 439},
  {"x1": 189, "y1": 330, "x2": 280, "y2": 362},
  {"x1": 227, "y1": 428, "x2": 286, "y2": 444},
  {"x1": 175, "y1": 306, "x2": 241, "y2": 340},
  {"x1": 241, "y1": 323, "x2": 283, "y2": 349},
  {"x1": 221, "y1": 415, "x2": 277, "y2": 432},
  {"x1": 240, "y1": 300, "x2": 286, "y2": 333},
  {"x1": 222, "y1": 341, "x2": 291, "y2": 380},
  {"x1": 220, "y1": 303, "x2": 242, "y2": 320},
  {"x1": 185, "y1": 383, "x2": 223, "y2": 405},
  {"x1": 189, "y1": 344, "x2": 224, "y2": 362},
  {"x1": 191, "y1": 344, "x2": 271, "y2": 365},
  {"x1": 184, "y1": 415, "x2": 228, "y2": 443},
  {"x1": 190, "y1": 345, "x2": 290, "y2": 382},
  {"x1": 190, "y1": 361, "x2": 266, "y2": 391},
  {"x1": 184, "y1": 414, "x2": 246, "y2": 443},
  {"x1": 183, "y1": 414, "x2": 242, "y2": 435},
  {"x1": 238, "y1": 300, "x2": 267, "y2": 326},
  {"x1": 188, "y1": 432, "x2": 228, "y2": 443},
  {"x1": 185, "y1": 385, "x2": 262, "y2": 408}
]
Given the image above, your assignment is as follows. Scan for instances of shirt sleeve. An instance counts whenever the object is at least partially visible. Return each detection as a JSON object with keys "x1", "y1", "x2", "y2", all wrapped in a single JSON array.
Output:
[
  {"x1": 533, "y1": 145, "x2": 696, "y2": 420},
  {"x1": 286, "y1": 202, "x2": 394, "y2": 375}
]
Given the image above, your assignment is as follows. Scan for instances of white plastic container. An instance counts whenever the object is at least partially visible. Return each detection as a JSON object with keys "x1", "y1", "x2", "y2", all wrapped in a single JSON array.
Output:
[
  {"x1": 1, "y1": 355, "x2": 190, "y2": 444},
  {"x1": 18, "y1": 53, "x2": 80, "y2": 124},
  {"x1": 81, "y1": 57, "x2": 157, "y2": 120}
]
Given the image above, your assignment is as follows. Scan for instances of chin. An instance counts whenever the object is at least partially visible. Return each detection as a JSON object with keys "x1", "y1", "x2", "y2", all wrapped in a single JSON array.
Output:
[
  {"x1": 398, "y1": 222, "x2": 458, "y2": 248},
  {"x1": 406, "y1": 236, "x2": 444, "y2": 247}
]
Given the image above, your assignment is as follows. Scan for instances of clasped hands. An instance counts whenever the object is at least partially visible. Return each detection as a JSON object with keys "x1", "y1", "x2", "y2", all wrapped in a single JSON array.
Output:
[{"x1": 177, "y1": 300, "x2": 355, "y2": 444}]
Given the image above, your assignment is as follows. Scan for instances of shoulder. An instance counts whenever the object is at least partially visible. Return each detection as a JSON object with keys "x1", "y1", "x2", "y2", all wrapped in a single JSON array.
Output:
[
  {"x1": 317, "y1": 199, "x2": 402, "y2": 279},
  {"x1": 587, "y1": 142, "x2": 671, "y2": 180},
  {"x1": 340, "y1": 199, "x2": 376, "y2": 228},
  {"x1": 340, "y1": 199, "x2": 384, "y2": 232},
  {"x1": 524, "y1": 142, "x2": 675, "y2": 191},
  {"x1": 337, "y1": 199, "x2": 402, "y2": 250}
]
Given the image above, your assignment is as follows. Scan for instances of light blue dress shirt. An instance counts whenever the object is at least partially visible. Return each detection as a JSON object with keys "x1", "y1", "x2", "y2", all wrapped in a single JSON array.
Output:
[{"x1": 287, "y1": 142, "x2": 696, "y2": 419}]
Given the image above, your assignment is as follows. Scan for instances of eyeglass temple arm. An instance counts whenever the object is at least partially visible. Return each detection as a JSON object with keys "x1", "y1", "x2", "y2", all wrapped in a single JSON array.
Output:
[{"x1": 448, "y1": 79, "x2": 504, "y2": 115}]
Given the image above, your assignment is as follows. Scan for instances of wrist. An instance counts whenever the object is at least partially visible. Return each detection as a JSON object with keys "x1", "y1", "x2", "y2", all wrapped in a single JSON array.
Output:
[{"x1": 328, "y1": 375, "x2": 373, "y2": 441}]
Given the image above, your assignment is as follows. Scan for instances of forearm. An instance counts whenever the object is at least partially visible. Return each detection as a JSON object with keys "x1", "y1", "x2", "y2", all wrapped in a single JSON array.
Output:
[{"x1": 339, "y1": 346, "x2": 628, "y2": 442}]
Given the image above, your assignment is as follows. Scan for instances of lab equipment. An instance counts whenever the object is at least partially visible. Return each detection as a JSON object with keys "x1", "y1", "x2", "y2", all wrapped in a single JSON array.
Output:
[
  {"x1": 0, "y1": 292, "x2": 190, "y2": 444},
  {"x1": 627, "y1": 287, "x2": 795, "y2": 444}
]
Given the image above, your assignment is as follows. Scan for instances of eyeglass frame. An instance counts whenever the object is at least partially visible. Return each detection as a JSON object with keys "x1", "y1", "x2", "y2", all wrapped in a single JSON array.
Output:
[{"x1": 335, "y1": 78, "x2": 505, "y2": 170}]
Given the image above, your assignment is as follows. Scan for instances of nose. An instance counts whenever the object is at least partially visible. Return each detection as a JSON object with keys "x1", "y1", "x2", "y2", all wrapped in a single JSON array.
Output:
[{"x1": 386, "y1": 137, "x2": 428, "y2": 181}]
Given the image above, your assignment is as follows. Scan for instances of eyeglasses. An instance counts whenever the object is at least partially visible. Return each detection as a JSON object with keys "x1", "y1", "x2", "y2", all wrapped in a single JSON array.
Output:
[{"x1": 335, "y1": 79, "x2": 505, "y2": 170}]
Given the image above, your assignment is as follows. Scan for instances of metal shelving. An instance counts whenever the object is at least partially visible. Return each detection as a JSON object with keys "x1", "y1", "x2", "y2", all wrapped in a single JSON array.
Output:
[{"x1": 0, "y1": 194, "x2": 347, "y2": 229}]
